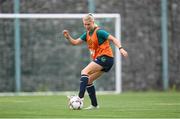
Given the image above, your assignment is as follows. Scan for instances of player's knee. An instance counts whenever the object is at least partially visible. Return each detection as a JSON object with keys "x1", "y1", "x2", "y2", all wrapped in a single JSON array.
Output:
[{"x1": 80, "y1": 73, "x2": 89, "y2": 84}]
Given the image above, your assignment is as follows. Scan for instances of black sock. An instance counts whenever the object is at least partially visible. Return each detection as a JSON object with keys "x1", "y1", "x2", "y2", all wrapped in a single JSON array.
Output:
[
  {"x1": 87, "y1": 84, "x2": 98, "y2": 106},
  {"x1": 78, "y1": 74, "x2": 88, "y2": 98}
]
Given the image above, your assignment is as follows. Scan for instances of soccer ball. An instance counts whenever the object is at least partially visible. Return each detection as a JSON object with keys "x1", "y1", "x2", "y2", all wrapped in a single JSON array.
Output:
[{"x1": 68, "y1": 96, "x2": 83, "y2": 110}]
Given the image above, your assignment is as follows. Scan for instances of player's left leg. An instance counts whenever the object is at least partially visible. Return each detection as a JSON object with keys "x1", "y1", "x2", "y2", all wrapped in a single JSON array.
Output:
[
  {"x1": 86, "y1": 71, "x2": 103, "y2": 108},
  {"x1": 85, "y1": 55, "x2": 114, "y2": 109},
  {"x1": 88, "y1": 71, "x2": 104, "y2": 84}
]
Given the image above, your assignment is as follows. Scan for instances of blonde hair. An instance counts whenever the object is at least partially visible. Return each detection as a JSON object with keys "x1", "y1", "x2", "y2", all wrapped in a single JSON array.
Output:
[
  {"x1": 83, "y1": 13, "x2": 95, "y2": 22},
  {"x1": 83, "y1": 13, "x2": 98, "y2": 27}
]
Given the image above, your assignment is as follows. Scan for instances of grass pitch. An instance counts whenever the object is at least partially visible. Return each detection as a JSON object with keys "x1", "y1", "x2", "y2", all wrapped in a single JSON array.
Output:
[{"x1": 0, "y1": 92, "x2": 180, "y2": 118}]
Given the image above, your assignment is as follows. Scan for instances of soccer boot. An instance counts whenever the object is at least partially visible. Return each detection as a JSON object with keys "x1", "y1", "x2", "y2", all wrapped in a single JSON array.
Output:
[{"x1": 84, "y1": 105, "x2": 99, "y2": 110}]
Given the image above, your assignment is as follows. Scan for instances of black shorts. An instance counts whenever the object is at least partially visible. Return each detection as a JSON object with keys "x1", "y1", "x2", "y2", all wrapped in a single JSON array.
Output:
[{"x1": 93, "y1": 55, "x2": 114, "y2": 72}]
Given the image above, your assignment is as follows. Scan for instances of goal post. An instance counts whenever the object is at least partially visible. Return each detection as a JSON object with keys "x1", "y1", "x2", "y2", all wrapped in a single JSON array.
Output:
[{"x1": 0, "y1": 13, "x2": 122, "y2": 93}]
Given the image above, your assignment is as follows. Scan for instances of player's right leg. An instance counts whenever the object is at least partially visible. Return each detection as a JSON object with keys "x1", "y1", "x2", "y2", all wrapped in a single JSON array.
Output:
[{"x1": 78, "y1": 61, "x2": 103, "y2": 99}]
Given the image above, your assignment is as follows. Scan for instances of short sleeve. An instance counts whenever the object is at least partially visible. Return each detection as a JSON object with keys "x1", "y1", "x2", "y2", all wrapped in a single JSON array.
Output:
[
  {"x1": 79, "y1": 32, "x2": 87, "y2": 41},
  {"x1": 97, "y1": 29, "x2": 110, "y2": 45}
]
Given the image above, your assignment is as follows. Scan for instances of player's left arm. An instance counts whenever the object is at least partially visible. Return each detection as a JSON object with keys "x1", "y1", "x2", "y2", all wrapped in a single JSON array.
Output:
[{"x1": 108, "y1": 35, "x2": 128, "y2": 58}]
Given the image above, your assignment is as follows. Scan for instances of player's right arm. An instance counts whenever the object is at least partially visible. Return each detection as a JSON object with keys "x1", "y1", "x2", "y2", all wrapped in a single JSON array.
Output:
[{"x1": 63, "y1": 30, "x2": 83, "y2": 45}]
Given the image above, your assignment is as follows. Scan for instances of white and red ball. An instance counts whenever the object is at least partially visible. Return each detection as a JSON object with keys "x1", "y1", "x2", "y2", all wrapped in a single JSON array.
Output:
[{"x1": 68, "y1": 96, "x2": 83, "y2": 110}]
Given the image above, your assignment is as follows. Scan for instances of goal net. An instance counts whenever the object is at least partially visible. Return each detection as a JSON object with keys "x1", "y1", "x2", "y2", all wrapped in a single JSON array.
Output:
[{"x1": 0, "y1": 14, "x2": 121, "y2": 94}]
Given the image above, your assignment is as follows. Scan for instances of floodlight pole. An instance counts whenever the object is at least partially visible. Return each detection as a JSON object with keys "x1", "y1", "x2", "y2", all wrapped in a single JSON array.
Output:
[
  {"x1": 14, "y1": 0, "x2": 21, "y2": 92},
  {"x1": 88, "y1": 0, "x2": 95, "y2": 13},
  {"x1": 161, "y1": 0, "x2": 169, "y2": 90}
]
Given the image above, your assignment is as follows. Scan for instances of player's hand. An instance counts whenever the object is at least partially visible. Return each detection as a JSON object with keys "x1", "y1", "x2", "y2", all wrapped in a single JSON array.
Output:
[
  {"x1": 62, "y1": 30, "x2": 69, "y2": 39},
  {"x1": 120, "y1": 48, "x2": 128, "y2": 58}
]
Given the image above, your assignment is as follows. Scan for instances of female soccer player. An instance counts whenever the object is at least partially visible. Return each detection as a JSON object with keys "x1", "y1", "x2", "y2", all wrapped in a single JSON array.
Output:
[{"x1": 63, "y1": 13, "x2": 128, "y2": 109}]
